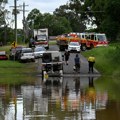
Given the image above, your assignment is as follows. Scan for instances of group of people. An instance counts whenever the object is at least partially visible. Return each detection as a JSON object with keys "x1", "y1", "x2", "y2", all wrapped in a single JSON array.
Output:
[{"x1": 63, "y1": 49, "x2": 95, "y2": 73}]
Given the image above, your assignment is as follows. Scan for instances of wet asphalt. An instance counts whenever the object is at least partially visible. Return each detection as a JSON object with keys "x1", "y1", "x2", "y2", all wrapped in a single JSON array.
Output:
[{"x1": 37, "y1": 45, "x2": 101, "y2": 77}]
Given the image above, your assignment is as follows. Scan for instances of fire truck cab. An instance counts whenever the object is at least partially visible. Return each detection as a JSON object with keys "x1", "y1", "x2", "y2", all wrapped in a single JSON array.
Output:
[{"x1": 78, "y1": 33, "x2": 108, "y2": 51}]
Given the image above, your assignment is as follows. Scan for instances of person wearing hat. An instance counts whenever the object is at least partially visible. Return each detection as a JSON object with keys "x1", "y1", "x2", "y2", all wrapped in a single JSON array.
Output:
[{"x1": 88, "y1": 54, "x2": 95, "y2": 73}]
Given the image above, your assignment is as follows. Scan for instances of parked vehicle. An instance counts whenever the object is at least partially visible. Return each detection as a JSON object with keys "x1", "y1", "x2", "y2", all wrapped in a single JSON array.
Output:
[
  {"x1": 34, "y1": 28, "x2": 49, "y2": 49},
  {"x1": 19, "y1": 48, "x2": 35, "y2": 62},
  {"x1": 0, "y1": 51, "x2": 8, "y2": 60},
  {"x1": 77, "y1": 32, "x2": 108, "y2": 50},
  {"x1": 56, "y1": 33, "x2": 80, "y2": 51},
  {"x1": 68, "y1": 41, "x2": 81, "y2": 52},
  {"x1": 9, "y1": 46, "x2": 24, "y2": 60},
  {"x1": 57, "y1": 32, "x2": 108, "y2": 51},
  {"x1": 41, "y1": 51, "x2": 63, "y2": 82},
  {"x1": 34, "y1": 46, "x2": 46, "y2": 59}
]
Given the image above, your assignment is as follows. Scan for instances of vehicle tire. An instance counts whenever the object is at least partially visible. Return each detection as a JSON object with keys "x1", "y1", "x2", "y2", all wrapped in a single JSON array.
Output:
[
  {"x1": 90, "y1": 44, "x2": 94, "y2": 49},
  {"x1": 42, "y1": 53, "x2": 52, "y2": 63},
  {"x1": 81, "y1": 45, "x2": 87, "y2": 51},
  {"x1": 32, "y1": 59, "x2": 35, "y2": 62},
  {"x1": 46, "y1": 46, "x2": 49, "y2": 50}
]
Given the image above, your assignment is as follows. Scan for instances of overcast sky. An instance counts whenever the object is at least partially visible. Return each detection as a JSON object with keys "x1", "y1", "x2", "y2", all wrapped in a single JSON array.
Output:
[{"x1": 6, "y1": 0, "x2": 69, "y2": 29}]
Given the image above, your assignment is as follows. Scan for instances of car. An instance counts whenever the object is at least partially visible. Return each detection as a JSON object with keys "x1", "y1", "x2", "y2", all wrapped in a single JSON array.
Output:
[
  {"x1": 0, "y1": 51, "x2": 8, "y2": 60},
  {"x1": 34, "y1": 46, "x2": 46, "y2": 59},
  {"x1": 68, "y1": 42, "x2": 81, "y2": 52},
  {"x1": 9, "y1": 46, "x2": 24, "y2": 60},
  {"x1": 19, "y1": 48, "x2": 35, "y2": 62}
]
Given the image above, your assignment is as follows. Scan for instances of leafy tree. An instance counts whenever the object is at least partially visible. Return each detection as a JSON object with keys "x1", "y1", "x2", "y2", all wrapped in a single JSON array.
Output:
[
  {"x1": 27, "y1": 8, "x2": 42, "y2": 29},
  {"x1": 54, "y1": 1, "x2": 86, "y2": 32},
  {"x1": 26, "y1": 9, "x2": 72, "y2": 36},
  {"x1": 81, "y1": 0, "x2": 120, "y2": 40}
]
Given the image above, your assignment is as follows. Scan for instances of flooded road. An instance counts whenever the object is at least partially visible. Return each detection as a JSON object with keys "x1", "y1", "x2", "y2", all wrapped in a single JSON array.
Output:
[
  {"x1": 0, "y1": 75, "x2": 120, "y2": 120},
  {"x1": 0, "y1": 45, "x2": 120, "y2": 120}
]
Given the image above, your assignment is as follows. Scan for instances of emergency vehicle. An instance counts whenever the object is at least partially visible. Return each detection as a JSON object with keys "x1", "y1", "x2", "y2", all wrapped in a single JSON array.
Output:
[
  {"x1": 56, "y1": 33, "x2": 81, "y2": 51},
  {"x1": 76, "y1": 32, "x2": 108, "y2": 51},
  {"x1": 56, "y1": 32, "x2": 108, "y2": 51}
]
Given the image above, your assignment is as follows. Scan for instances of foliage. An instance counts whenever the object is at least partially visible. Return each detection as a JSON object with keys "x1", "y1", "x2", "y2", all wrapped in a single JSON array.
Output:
[
  {"x1": 52, "y1": 0, "x2": 120, "y2": 40},
  {"x1": 26, "y1": 9, "x2": 72, "y2": 36},
  {"x1": 54, "y1": 1, "x2": 86, "y2": 32},
  {"x1": 1, "y1": 0, "x2": 120, "y2": 44},
  {"x1": 81, "y1": 0, "x2": 120, "y2": 40},
  {"x1": 82, "y1": 43, "x2": 120, "y2": 77},
  {"x1": 0, "y1": 60, "x2": 37, "y2": 85}
]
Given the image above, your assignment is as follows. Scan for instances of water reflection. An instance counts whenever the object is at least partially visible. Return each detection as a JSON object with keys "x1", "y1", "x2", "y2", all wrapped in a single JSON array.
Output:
[{"x1": 0, "y1": 76, "x2": 119, "y2": 120}]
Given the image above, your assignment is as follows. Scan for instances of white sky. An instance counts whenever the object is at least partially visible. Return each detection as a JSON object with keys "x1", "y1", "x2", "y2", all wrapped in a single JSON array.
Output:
[{"x1": 5, "y1": 0, "x2": 69, "y2": 29}]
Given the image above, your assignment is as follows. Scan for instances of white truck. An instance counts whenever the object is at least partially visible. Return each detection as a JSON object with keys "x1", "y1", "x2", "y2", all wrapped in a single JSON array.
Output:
[{"x1": 34, "y1": 28, "x2": 49, "y2": 49}]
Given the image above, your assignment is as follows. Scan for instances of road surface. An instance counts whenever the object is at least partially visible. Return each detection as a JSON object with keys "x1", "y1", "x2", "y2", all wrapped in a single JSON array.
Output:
[{"x1": 37, "y1": 44, "x2": 100, "y2": 77}]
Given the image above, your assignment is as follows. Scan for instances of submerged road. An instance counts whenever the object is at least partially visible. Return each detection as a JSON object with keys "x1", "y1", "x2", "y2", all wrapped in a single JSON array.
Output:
[{"x1": 36, "y1": 44, "x2": 101, "y2": 77}]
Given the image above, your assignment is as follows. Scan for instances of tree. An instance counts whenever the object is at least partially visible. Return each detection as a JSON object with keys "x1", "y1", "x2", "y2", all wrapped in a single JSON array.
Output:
[
  {"x1": 27, "y1": 8, "x2": 42, "y2": 29},
  {"x1": 26, "y1": 9, "x2": 72, "y2": 36},
  {"x1": 54, "y1": 1, "x2": 86, "y2": 32},
  {"x1": 81, "y1": 0, "x2": 120, "y2": 40}
]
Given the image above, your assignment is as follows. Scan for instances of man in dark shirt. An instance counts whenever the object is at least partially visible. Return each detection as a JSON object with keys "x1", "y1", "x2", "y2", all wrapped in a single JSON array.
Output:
[
  {"x1": 74, "y1": 54, "x2": 80, "y2": 72},
  {"x1": 64, "y1": 50, "x2": 70, "y2": 65}
]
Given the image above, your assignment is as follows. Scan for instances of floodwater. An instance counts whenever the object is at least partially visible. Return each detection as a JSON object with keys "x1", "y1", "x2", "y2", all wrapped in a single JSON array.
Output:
[{"x1": 0, "y1": 75, "x2": 120, "y2": 120}]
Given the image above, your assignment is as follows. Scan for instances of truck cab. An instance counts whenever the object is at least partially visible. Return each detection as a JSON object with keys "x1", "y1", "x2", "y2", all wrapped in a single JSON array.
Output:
[
  {"x1": 34, "y1": 28, "x2": 49, "y2": 49},
  {"x1": 35, "y1": 34, "x2": 49, "y2": 49}
]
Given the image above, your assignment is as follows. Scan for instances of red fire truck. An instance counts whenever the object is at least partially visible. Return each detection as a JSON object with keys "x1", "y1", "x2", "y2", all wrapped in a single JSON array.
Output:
[{"x1": 77, "y1": 32, "x2": 108, "y2": 51}]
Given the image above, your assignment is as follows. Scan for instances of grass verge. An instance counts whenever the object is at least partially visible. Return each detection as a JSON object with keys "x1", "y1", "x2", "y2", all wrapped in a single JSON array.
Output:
[
  {"x1": 0, "y1": 60, "x2": 38, "y2": 85},
  {"x1": 82, "y1": 43, "x2": 120, "y2": 77}
]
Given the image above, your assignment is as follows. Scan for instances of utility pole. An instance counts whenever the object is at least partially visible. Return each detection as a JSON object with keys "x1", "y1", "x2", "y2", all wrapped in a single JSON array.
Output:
[
  {"x1": 22, "y1": 2, "x2": 28, "y2": 43},
  {"x1": 11, "y1": 1, "x2": 28, "y2": 43},
  {"x1": 14, "y1": 0, "x2": 17, "y2": 43}
]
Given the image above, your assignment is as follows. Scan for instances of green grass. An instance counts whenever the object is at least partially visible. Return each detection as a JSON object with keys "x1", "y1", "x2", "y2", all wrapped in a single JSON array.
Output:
[
  {"x1": 0, "y1": 60, "x2": 38, "y2": 85},
  {"x1": 49, "y1": 40, "x2": 57, "y2": 45},
  {"x1": 82, "y1": 43, "x2": 120, "y2": 101},
  {"x1": 82, "y1": 44, "x2": 120, "y2": 77},
  {"x1": 0, "y1": 43, "x2": 120, "y2": 87}
]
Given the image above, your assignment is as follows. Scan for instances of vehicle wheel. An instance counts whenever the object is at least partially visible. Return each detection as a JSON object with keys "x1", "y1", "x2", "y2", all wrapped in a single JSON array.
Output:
[
  {"x1": 46, "y1": 46, "x2": 49, "y2": 50},
  {"x1": 81, "y1": 45, "x2": 87, "y2": 51},
  {"x1": 90, "y1": 44, "x2": 94, "y2": 49},
  {"x1": 32, "y1": 59, "x2": 35, "y2": 62}
]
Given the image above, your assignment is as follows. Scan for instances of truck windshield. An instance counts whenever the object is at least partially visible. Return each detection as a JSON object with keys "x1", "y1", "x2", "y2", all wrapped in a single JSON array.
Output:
[
  {"x1": 37, "y1": 35, "x2": 47, "y2": 41},
  {"x1": 97, "y1": 34, "x2": 107, "y2": 41}
]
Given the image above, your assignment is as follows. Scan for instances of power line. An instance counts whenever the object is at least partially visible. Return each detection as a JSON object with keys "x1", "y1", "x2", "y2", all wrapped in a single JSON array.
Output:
[
  {"x1": 19, "y1": 2, "x2": 28, "y2": 43},
  {"x1": 10, "y1": 1, "x2": 28, "y2": 43}
]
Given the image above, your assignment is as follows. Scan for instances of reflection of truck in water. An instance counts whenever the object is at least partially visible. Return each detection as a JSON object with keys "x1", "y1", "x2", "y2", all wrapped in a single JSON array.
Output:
[{"x1": 34, "y1": 28, "x2": 49, "y2": 49}]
